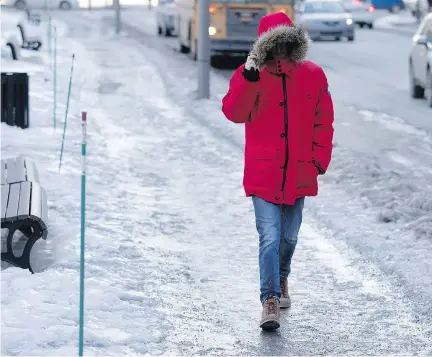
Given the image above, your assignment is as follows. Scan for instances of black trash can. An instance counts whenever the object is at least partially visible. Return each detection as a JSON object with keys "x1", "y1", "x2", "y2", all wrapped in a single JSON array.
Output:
[{"x1": 1, "y1": 72, "x2": 29, "y2": 129}]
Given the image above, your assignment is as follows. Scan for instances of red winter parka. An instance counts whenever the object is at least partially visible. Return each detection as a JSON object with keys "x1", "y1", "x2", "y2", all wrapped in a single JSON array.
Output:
[{"x1": 222, "y1": 12, "x2": 334, "y2": 206}]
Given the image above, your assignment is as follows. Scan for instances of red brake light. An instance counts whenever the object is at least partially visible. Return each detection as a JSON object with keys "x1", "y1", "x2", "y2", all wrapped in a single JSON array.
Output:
[{"x1": 367, "y1": 5, "x2": 375, "y2": 11}]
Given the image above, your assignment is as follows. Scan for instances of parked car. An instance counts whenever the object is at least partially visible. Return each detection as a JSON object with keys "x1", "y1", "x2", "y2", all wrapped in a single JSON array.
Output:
[
  {"x1": 343, "y1": 0, "x2": 376, "y2": 27},
  {"x1": 409, "y1": 13, "x2": 432, "y2": 107},
  {"x1": 371, "y1": 0, "x2": 405, "y2": 11},
  {"x1": 296, "y1": 0, "x2": 356, "y2": 41},
  {"x1": 156, "y1": 0, "x2": 176, "y2": 37},
  {"x1": 1, "y1": 7, "x2": 43, "y2": 50},
  {"x1": 1, "y1": 0, "x2": 77, "y2": 10}
]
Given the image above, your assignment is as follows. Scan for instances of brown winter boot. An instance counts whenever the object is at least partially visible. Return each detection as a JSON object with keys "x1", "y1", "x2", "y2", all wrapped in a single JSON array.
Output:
[
  {"x1": 260, "y1": 297, "x2": 280, "y2": 330},
  {"x1": 280, "y1": 277, "x2": 291, "y2": 309}
]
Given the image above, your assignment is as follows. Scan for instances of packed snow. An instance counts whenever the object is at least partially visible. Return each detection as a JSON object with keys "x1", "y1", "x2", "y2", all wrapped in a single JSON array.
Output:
[{"x1": 1, "y1": 8, "x2": 432, "y2": 356}]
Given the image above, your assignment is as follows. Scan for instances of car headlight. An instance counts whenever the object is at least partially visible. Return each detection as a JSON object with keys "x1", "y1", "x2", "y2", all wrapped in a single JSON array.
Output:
[
  {"x1": 209, "y1": 26, "x2": 217, "y2": 36},
  {"x1": 346, "y1": 18, "x2": 353, "y2": 25}
]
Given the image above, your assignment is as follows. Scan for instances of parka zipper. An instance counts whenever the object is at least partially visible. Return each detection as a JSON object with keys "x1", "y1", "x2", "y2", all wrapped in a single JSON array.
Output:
[{"x1": 280, "y1": 74, "x2": 289, "y2": 193}]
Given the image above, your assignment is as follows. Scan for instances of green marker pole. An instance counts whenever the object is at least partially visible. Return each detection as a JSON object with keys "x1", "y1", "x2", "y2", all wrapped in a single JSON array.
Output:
[
  {"x1": 53, "y1": 26, "x2": 57, "y2": 130},
  {"x1": 78, "y1": 111, "x2": 87, "y2": 357},
  {"x1": 59, "y1": 53, "x2": 75, "y2": 172}
]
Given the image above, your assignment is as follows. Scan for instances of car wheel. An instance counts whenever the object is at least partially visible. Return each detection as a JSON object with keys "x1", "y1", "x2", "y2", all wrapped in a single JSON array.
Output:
[
  {"x1": 367, "y1": 23, "x2": 373, "y2": 29},
  {"x1": 426, "y1": 69, "x2": 432, "y2": 108},
  {"x1": 179, "y1": 40, "x2": 190, "y2": 53},
  {"x1": 359, "y1": 23, "x2": 365, "y2": 28},
  {"x1": 158, "y1": 25, "x2": 162, "y2": 35},
  {"x1": 390, "y1": 4, "x2": 401, "y2": 12},
  {"x1": 335, "y1": 36, "x2": 341, "y2": 41},
  {"x1": 409, "y1": 63, "x2": 425, "y2": 99},
  {"x1": 192, "y1": 40, "x2": 197, "y2": 61},
  {"x1": 14, "y1": 0, "x2": 26, "y2": 9},
  {"x1": 59, "y1": 0, "x2": 72, "y2": 9},
  {"x1": 164, "y1": 26, "x2": 172, "y2": 37},
  {"x1": 348, "y1": 35, "x2": 355, "y2": 41}
]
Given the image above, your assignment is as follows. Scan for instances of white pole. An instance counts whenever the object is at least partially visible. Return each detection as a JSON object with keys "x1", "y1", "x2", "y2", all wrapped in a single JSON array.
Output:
[
  {"x1": 197, "y1": 0, "x2": 210, "y2": 99},
  {"x1": 114, "y1": 0, "x2": 121, "y2": 34}
]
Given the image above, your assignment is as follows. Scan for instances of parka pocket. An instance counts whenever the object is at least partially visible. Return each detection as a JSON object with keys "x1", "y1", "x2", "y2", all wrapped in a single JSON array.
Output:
[
  {"x1": 296, "y1": 160, "x2": 318, "y2": 190},
  {"x1": 245, "y1": 147, "x2": 278, "y2": 190}
]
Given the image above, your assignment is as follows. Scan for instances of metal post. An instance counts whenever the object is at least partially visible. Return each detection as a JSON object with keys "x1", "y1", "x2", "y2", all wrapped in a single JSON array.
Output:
[
  {"x1": 114, "y1": 0, "x2": 121, "y2": 34},
  {"x1": 197, "y1": 0, "x2": 210, "y2": 99},
  {"x1": 53, "y1": 26, "x2": 57, "y2": 130},
  {"x1": 78, "y1": 111, "x2": 87, "y2": 357},
  {"x1": 89, "y1": 0, "x2": 92, "y2": 10}
]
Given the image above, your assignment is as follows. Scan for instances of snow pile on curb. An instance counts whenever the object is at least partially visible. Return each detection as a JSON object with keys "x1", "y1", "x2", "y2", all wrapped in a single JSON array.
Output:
[{"x1": 374, "y1": 11, "x2": 419, "y2": 34}]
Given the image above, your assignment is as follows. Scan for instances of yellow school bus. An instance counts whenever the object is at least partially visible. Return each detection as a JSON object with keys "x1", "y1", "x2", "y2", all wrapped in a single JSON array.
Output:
[{"x1": 176, "y1": 0, "x2": 295, "y2": 59}]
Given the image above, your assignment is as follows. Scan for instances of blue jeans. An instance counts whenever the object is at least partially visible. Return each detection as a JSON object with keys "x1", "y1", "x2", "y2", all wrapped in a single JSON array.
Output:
[{"x1": 252, "y1": 196, "x2": 305, "y2": 304}]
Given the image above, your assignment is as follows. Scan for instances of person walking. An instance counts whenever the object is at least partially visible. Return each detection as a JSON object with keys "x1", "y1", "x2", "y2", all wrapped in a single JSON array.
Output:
[{"x1": 221, "y1": 12, "x2": 334, "y2": 330}]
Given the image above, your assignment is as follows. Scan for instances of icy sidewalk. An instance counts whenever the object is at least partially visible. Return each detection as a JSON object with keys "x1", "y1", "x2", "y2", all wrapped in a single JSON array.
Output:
[{"x1": 1, "y1": 12, "x2": 432, "y2": 356}]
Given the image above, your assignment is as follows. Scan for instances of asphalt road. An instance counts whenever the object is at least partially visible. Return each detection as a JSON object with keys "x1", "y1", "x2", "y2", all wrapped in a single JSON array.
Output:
[
  {"x1": 308, "y1": 30, "x2": 432, "y2": 131},
  {"x1": 150, "y1": 15, "x2": 432, "y2": 132},
  {"x1": 213, "y1": 29, "x2": 432, "y2": 132}
]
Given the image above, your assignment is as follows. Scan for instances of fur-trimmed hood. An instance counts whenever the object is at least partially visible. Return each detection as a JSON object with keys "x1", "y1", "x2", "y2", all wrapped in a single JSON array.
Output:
[{"x1": 250, "y1": 12, "x2": 310, "y2": 69}]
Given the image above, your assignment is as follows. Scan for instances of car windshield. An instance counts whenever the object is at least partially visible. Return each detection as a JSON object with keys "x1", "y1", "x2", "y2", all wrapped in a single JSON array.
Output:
[{"x1": 304, "y1": 1, "x2": 345, "y2": 13}]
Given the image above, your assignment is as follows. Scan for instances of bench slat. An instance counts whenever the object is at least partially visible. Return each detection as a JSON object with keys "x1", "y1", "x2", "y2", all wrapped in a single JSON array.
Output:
[
  {"x1": 15, "y1": 156, "x2": 26, "y2": 182},
  {"x1": 1, "y1": 185, "x2": 10, "y2": 222},
  {"x1": 5, "y1": 183, "x2": 20, "y2": 222},
  {"x1": 17, "y1": 182, "x2": 31, "y2": 220},
  {"x1": 29, "y1": 182, "x2": 43, "y2": 223},
  {"x1": 6, "y1": 158, "x2": 26, "y2": 184},
  {"x1": 1, "y1": 160, "x2": 6, "y2": 185},
  {"x1": 24, "y1": 157, "x2": 39, "y2": 182},
  {"x1": 40, "y1": 186, "x2": 48, "y2": 230}
]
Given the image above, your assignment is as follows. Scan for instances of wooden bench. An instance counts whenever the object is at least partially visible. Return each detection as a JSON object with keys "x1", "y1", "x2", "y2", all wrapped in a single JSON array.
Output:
[{"x1": 1, "y1": 156, "x2": 48, "y2": 273}]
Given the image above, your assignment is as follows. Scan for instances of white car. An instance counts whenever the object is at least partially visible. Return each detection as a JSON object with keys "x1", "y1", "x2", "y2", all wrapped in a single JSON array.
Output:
[
  {"x1": 156, "y1": 0, "x2": 176, "y2": 37},
  {"x1": 342, "y1": 0, "x2": 376, "y2": 28},
  {"x1": 409, "y1": 13, "x2": 432, "y2": 107},
  {"x1": 296, "y1": 0, "x2": 356, "y2": 41},
  {"x1": 1, "y1": 8, "x2": 44, "y2": 50},
  {"x1": 1, "y1": 0, "x2": 78, "y2": 10}
]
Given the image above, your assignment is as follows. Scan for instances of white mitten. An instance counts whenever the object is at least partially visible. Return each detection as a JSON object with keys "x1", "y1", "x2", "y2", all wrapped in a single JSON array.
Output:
[
  {"x1": 245, "y1": 54, "x2": 259, "y2": 71},
  {"x1": 243, "y1": 54, "x2": 260, "y2": 82}
]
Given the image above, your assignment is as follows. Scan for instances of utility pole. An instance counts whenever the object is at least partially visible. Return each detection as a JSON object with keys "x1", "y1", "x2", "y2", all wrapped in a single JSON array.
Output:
[
  {"x1": 88, "y1": 0, "x2": 92, "y2": 11},
  {"x1": 197, "y1": 0, "x2": 210, "y2": 99},
  {"x1": 114, "y1": 0, "x2": 121, "y2": 34}
]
